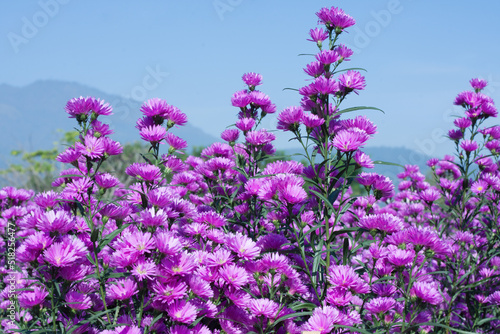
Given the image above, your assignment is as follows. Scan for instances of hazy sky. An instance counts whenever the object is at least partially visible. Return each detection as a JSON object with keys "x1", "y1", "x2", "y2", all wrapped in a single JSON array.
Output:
[{"x1": 2, "y1": 0, "x2": 500, "y2": 162}]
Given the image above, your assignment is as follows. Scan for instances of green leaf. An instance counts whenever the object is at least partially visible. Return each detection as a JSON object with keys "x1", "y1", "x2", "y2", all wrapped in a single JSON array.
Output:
[
  {"x1": 342, "y1": 237, "x2": 349, "y2": 264},
  {"x1": 337, "y1": 106, "x2": 385, "y2": 115},
  {"x1": 372, "y1": 160, "x2": 404, "y2": 168},
  {"x1": 333, "y1": 67, "x2": 367, "y2": 74},
  {"x1": 97, "y1": 223, "x2": 131, "y2": 253},
  {"x1": 309, "y1": 188, "x2": 334, "y2": 214}
]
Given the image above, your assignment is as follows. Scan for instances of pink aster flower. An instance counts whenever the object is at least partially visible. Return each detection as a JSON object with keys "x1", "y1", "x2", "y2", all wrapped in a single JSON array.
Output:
[
  {"x1": 326, "y1": 286, "x2": 353, "y2": 306},
  {"x1": 386, "y1": 245, "x2": 415, "y2": 267},
  {"x1": 161, "y1": 251, "x2": 198, "y2": 276},
  {"x1": 332, "y1": 130, "x2": 369, "y2": 152},
  {"x1": 242, "y1": 72, "x2": 263, "y2": 87},
  {"x1": 334, "y1": 44, "x2": 354, "y2": 61},
  {"x1": 302, "y1": 112, "x2": 325, "y2": 130},
  {"x1": 470, "y1": 78, "x2": 488, "y2": 92},
  {"x1": 132, "y1": 259, "x2": 157, "y2": 281},
  {"x1": 245, "y1": 129, "x2": 276, "y2": 146},
  {"x1": 37, "y1": 209, "x2": 75, "y2": 233},
  {"x1": 304, "y1": 61, "x2": 325, "y2": 78},
  {"x1": 43, "y1": 237, "x2": 87, "y2": 267},
  {"x1": 358, "y1": 213, "x2": 404, "y2": 234},
  {"x1": 307, "y1": 27, "x2": 329, "y2": 43},
  {"x1": 353, "y1": 150, "x2": 374, "y2": 168},
  {"x1": 249, "y1": 298, "x2": 279, "y2": 319},
  {"x1": 231, "y1": 90, "x2": 251, "y2": 108},
  {"x1": 411, "y1": 281, "x2": 443, "y2": 305},
  {"x1": 338, "y1": 70, "x2": 366, "y2": 95},
  {"x1": 56, "y1": 147, "x2": 81, "y2": 164},
  {"x1": 75, "y1": 135, "x2": 105, "y2": 159},
  {"x1": 471, "y1": 179, "x2": 488, "y2": 194},
  {"x1": 221, "y1": 129, "x2": 240, "y2": 143},
  {"x1": 125, "y1": 163, "x2": 162, "y2": 182},
  {"x1": 165, "y1": 132, "x2": 188, "y2": 151},
  {"x1": 219, "y1": 264, "x2": 249, "y2": 288},
  {"x1": 277, "y1": 106, "x2": 304, "y2": 131},
  {"x1": 316, "y1": 6, "x2": 356, "y2": 32},
  {"x1": 65, "y1": 96, "x2": 93, "y2": 118},
  {"x1": 140, "y1": 98, "x2": 172, "y2": 118},
  {"x1": 140, "y1": 124, "x2": 167, "y2": 144},
  {"x1": 460, "y1": 139, "x2": 479, "y2": 153},
  {"x1": 153, "y1": 280, "x2": 187, "y2": 304},
  {"x1": 315, "y1": 50, "x2": 340, "y2": 65},
  {"x1": 226, "y1": 232, "x2": 260, "y2": 260},
  {"x1": 167, "y1": 300, "x2": 198, "y2": 324},
  {"x1": 107, "y1": 278, "x2": 138, "y2": 301},
  {"x1": 165, "y1": 107, "x2": 188, "y2": 128},
  {"x1": 328, "y1": 265, "x2": 370, "y2": 294},
  {"x1": 312, "y1": 76, "x2": 339, "y2": 95},
  {"x1": 18, "y1": 286, "x2": 49, "y2": 308},
  {"x1": 65, "y1": 291, "x2": 92, "y2": 310},
  {"x1": 235, "y1": 117, "x2": 255, "y2": 132},
  {"x1": 365, "y1": 297, "x2": 396, "y2": 316},
  {"x1": 95, "y1": 172, "x2": 120, "y2": 189},
  {"x1": 302, "y1": 306, "x2": 341, "y2": 334}
]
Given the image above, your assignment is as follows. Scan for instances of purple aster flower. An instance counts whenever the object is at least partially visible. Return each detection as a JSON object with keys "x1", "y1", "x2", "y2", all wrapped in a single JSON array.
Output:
[
  {"x1": 242, "y1": 72, "x2": 263, "y2": 87},
  {"x1": 354, "y1": 150, "x2": 374, "y2": 168},
  {"x1": 140, "y1": 98, "x2": 172, "y2": 118},
  {"x1": 221, "y1": 129, "x2": 240, "y2": 143},
  {"x1": 307, "y1": 27, "x2": 329, "y2": 43},
  {"x1": 65, "y1": 96, "x2": 93, "y2": 118},
  {"x1": 152, "y1": 280, "x2": 187, "y2": 304},
  {"x1": 485, "y1": 139, "x2": 500, "y2": 153},
  {"x1": 302, "y1": 306, "x2": 341, "y2": 334},
  {"x1": 60, "y1": 264, "x2": 91, "y2": 281},
  {"x1": 140, "y1": 124, "x2": 167, "y2": 144},
  {"x1": 235, "y1": 117, "x2": 256, "y2": 132},
  {"x1": 90, "y1": 119, "x2": 114, "y2": 137},
  {"x1": 302, "y1": 112, "x2": 325, "y2": 130},
  {"x1": 65, "y1": 291, "x2": 92, "y2": 310},
  {"x1": 332, "y1": 130, "x2": 369, "y2": 152},
  {"x1": 277, "y1": 106, "x2": 304, "y2": 131},
  {"x1": 43, "y1": 241, "x2": 81, "y2": 267},
  {"x1": 338, "y1": 70, "x2": 366, "y2": 95},
  {"x1": 34, "y1": 190, "x2": 59, "y2": 209},
  {"x1": 487, "y1": 291, "x2": 500, "y2": 305},
  {"x1": 37, "y1": 209, "x2": 75, "y2": 233},
  {"x1": 470, "y1": 78, "x2": 488, "y2": 92},
  {"x1": 219, "y1": 264, "x2": 249, "y2": 288},
  {"x1": 328, "y1": 265, "x2": 370, "y2": 294},
  {"x1": 471, "y1": 179, "x2": 488, "y2": 194},
  {"x1": 358, "y1": 213, "x2": 404, "y2": 234},
  {"x1": 75, "y1": 135, "x2": 105, "y2": 159},
  {"x1": 231, "y1": 90, "x2": 251, "y2": 108},
  {"x1": 315, "y1": 50, "x2": 340, "y2": 65},
  {"x1": 316, "y1": 6, "x2": 356, "y2": 32},
  {"x1": 107, "y1": 278, "x2": 138, "y2": 301},
  {"x1": 312, "y1": 76, "x2": 339, "y2": 95},
  {"x1": 95, "y1": 172, "x2": 120, "y2": 189},
  {"x1": 102, "y1": 137, "x2": 123, "y2": 156},
  {"x1": 18, "y1": 286, "x2": 49, "y2": 308},
  {"x1": 165, "y1": 107, "x2": 188, "y2": 128},
  {"x1": 249, "y1": 298, "x2": 279, "y2": 319},
  {"x1": 386, "y1": 245, "x2": 415, "y2": 267},
  {"x1": 165, "y1": 133, "x2": 188, "y2": 152},
  {"x1": 411, "y1": 281, "x2": 443, "y2": 305},
  {"x1": 167, "y1": 300, "x2": 198, "y2": 324},
  {"x1": 304, "y1": 61, "x2": 325, "y2": 78},
  {"x1": 56, "y1": 147, "x2": 81, "y2": 164},
  {"x1": 326, "y1": 286, "x2": 353, "y2": 306},
  {"x1": 161, "y1": 251, "x2": 198, "y2": 276},
  {"x1": 132, "y1": 259, "x2": 157, "y2": 281},
  {"x1": 334, "y1": 44, "x2": 354, "y2": 61},
  {"x1": 419, "y1": 188, "x2": 441, "y2": 204},
  {"x1": 365, "y1": 297, "x2": 396, "y2": 316},
  {"x1": 226, "y1": 232, "x2": 260, "y2": 260},
  {"x1": 341, "y1": 115, "x2": 377, "y2": 135},
  {"x1": 126, "y1": 163, "x2": 162, "y2": 182},
  {"x1": 453, "y1": 117, "x2": 472, "y2": 130},
  {"x1": 245, "y1": 129, "x2": 276, "y2": 146},
  {"x1": 460, "y1": 139, "x2": 479, "y2": 153}
]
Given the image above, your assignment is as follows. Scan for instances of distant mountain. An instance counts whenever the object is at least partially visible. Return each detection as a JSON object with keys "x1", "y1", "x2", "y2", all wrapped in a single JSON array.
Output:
[{"x1": 0, "y1": 80, "x2": 219, "y2": 168}]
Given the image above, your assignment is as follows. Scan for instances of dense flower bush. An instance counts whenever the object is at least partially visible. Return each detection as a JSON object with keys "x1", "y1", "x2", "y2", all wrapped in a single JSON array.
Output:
[{"x1": 1, "y1": 5, "x2": 500, "y2": 334}]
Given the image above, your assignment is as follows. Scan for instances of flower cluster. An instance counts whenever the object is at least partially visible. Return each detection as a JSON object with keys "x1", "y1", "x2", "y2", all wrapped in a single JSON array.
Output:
[{"x1": 1, "y1": 5, "x2": 499, "y2": 334}]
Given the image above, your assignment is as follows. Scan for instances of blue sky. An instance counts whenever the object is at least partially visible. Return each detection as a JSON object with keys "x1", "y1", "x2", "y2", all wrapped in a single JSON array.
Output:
[{"x1": 2, "y1": 0, "x2": 500, "y2": 162}]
